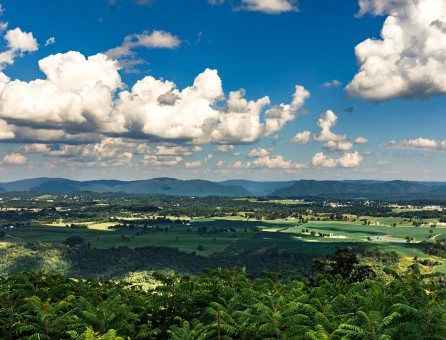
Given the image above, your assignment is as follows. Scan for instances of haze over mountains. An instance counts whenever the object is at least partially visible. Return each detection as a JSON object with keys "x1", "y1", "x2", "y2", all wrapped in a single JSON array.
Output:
[{"x1": 0, "y1": 177, "x2": 445, "y2": 200}]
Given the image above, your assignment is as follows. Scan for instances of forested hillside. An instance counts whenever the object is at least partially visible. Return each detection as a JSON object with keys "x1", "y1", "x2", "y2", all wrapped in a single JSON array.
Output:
[
  {"x1": 0, "y1": 243, "x2": 316, "y2": 280},
  {"x1": 270, "y1": 180, "x2": 444, "y2": 199}
]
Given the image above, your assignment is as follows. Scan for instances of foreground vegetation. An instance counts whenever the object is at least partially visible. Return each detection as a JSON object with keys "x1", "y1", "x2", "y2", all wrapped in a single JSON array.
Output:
[{"x1": 1, "y1": 262, "x2": 445, "y2": 339}]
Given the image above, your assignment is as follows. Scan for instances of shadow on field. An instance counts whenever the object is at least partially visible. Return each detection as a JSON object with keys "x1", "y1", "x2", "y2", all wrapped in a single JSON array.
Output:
[
  {"x1": 191, "y1": 219, "x2": 298, "y2": 229},
  {"x1": 1, "y1": 253, "x2": 48, "y2": 276},
  {"x1": 305, "y1": 225, "x2": 386, "y2": 236},
  {"x1": 0, "y1": 240, "x2": 317, "y2": 280}
]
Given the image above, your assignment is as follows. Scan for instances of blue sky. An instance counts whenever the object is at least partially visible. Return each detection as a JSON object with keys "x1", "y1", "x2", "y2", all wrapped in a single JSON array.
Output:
[{"x1": 0, "y1": 0, "x2": 445, "y2": 182}]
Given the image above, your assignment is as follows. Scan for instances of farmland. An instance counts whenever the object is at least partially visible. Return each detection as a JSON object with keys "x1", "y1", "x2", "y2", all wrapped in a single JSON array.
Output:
[
  {"x1": 0, "y1": 192, "x2": 446, "y2": 277},
  {"x1": 1, "y1": 216, "x2": 445, "y2": 272}
]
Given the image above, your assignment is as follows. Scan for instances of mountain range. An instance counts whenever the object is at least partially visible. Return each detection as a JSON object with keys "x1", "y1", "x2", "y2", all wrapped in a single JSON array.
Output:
[{"x1": 0, "y1": 177, "x2": 445, "y2": 200}]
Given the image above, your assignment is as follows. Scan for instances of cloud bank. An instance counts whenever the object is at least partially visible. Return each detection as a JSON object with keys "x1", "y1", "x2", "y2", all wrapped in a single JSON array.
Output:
[{"x1": 0, "y1": 51, "x2": 310, "y2": 147}]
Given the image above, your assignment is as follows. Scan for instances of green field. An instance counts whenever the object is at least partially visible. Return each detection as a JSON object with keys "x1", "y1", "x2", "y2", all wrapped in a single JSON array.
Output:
[
  {"x1": 3, "y1": 218, "x2": 288, "y2": 256},
  {"x1": 290, "y1": 221, "x2": 442, "y2": 241},
  {"x1": 1, "y1": 218, "x2": 444, "y2": 271},
  {"x1": 360, "y1": 215, "x2": 440, "y2": 227}
]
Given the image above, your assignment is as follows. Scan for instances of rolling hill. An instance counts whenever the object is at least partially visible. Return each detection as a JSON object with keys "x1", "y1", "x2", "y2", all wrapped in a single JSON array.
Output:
[{"x1": 0, "y1": 177, "x2": 445, "y2": 199}]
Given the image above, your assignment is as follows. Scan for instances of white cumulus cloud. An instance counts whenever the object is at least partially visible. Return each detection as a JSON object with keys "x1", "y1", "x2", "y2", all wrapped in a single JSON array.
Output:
[
  {"x1": 228, "y1": 154, "x2": 305, "y2": 169},
  {"x1": 0, "y1": 27, "x2": 38, "y2": 71},
  {"x1": 289, "y1": 130, "x2": 311, "y2": 144},
  {"x1": 5, "y1": 27, "x2": 38, "y2": 52},
  {"x1": 239, "y1": 0, "x2": 297, "y2": 14},
  {"x1": 45, "y1": 37, "x2": 55, "y2": 46},
  {"x1": 118, "y1": 68, "x2": 223, "y2": 141},
  {"x1": 211, "y1": 89, "x2": 269, "y2": 144},
  {"x1": 322, "y1": 140, "x2": 353, "y2": 152},
  {"x1": 210, "y1": 0, "x2": 297, "y2": 14},
  {"x1": 3, "y1": 152, "x2": 27, "y2": 164},
  {"x1": 211, "y1": 84, "x2": 309, "y2": 144},
  {"x1": 383, "y1": 137, "x2": 446, "y2": 150},
  {"x1": 313, "y1": 110, "x2": 347, "y2": 142},
  {"x1": 0, "y1": 50, "x2": 310, "y2": 155},
  {"x1": 0, "y1": 52, "x2": 124, "y2": 137},
  {"x1": 264, "y1": 85, "x2": 310, "y2": 136},
  {"x1": 355, "y1": 136, "x2": 368, "y2": 144},
  {"x1": 213, "y1": 145, "x2": 236, "y2": 154},
  {"x1": 311, "y1": 151, "x2": 363, "y2": 168},
  {"x1": 142, "y1": 155, "x2": 183, "y2": 166},
  {"x1": 252, "y1": 155, "x2": 306, "y2": 169},
  {"x1": 311, "y1": 152, "x2": 337, "y2": 168},
  {"x1": 247, "y1": 147, "x2": 273, "y2": 158},
  {"x1": 185, "y1": 154, "x2": 213, "y2": 168},
  {"x1": 106, "y1": 30, "x2": 181, "y2": 59},
  {"x1": 347, "y1": 0, "x2": 446, "y2": 100},
  {"x1": 106, "y1": 30, "x2": 181, "y2": 73},
  {"x1": 338, "y1": 151, "x2": 364, "y2": 167},
  {"x1": 322, "y1": 79, "x2": 341, "y2": 87}
]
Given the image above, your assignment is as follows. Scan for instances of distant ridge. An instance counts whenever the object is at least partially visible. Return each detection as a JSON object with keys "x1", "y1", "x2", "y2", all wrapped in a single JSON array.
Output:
[
  {"x1": 0, "y1": 177, "x2": 445, "y2": 199},
  {"x1": 0, "y1": 177, "x2": 251, "y2": 197},
  {"x1": 219, "y1": 180, "x2": 297, "y2": 196},
  {"x1": 270, "y1": 180, "x2": 445, "y2": 199}
]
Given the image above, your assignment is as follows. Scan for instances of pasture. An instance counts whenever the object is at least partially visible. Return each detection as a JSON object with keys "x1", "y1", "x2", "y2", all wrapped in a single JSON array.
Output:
[{"x1": 289, "y1": 221, "x2": 441, "y2": 242}]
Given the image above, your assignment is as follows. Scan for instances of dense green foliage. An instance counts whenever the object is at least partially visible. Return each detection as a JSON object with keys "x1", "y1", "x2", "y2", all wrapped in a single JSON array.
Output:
[{"x1": 1, "y1": 266, "x2": 445, "y2": 339}]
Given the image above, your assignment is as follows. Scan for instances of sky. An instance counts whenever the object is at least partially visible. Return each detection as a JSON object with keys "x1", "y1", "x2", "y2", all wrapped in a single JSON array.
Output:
[{"x1": 0, "y1": 0, "x2": 445, "y2": 182}]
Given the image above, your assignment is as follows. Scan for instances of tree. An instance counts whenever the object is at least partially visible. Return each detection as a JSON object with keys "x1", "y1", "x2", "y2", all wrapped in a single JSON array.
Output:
[
  {"x1": 68, "y1": 327, "x2": 126, "y2": 340},
  {"x1": 197, "y1": 245, "x2": 205, "y2": 251},
  {"x1": 167, "y1": 317, "x2": 210, "y2": 340},
  {"x1": 13, "y1": 296, "x2": 77, "y2": 339},
  {"x1": 312, "y1": 247, "x2": 376, "y2": 282},
  {"x1": 63, "y1": 236, "x2": 84, "y2": 248}
]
